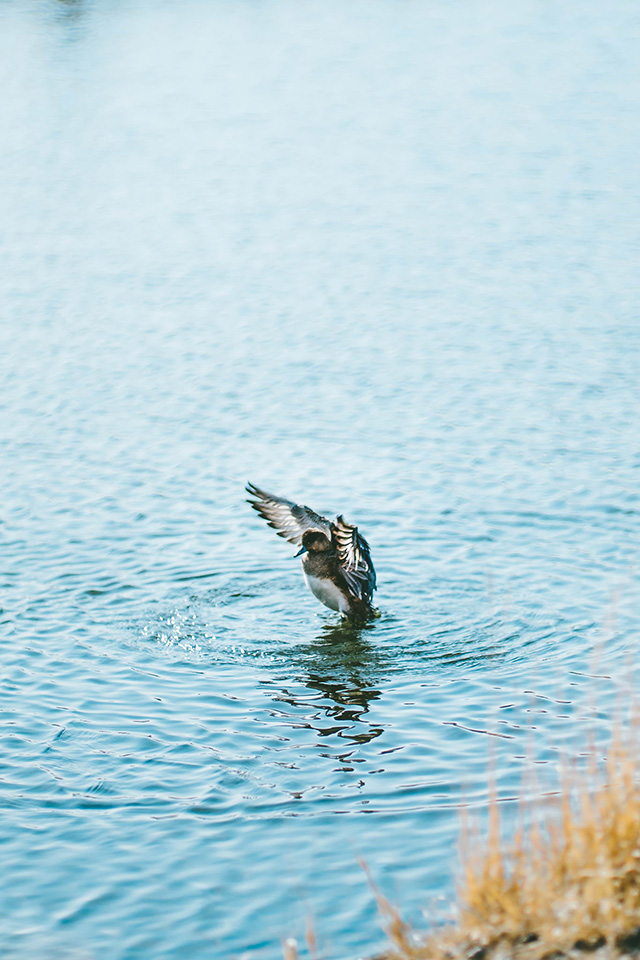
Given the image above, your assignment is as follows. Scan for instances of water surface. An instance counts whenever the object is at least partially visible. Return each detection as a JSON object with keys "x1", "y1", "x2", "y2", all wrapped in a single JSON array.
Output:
[{"x1": 1, "y1": 1, "x2": 640, "y2": 958}]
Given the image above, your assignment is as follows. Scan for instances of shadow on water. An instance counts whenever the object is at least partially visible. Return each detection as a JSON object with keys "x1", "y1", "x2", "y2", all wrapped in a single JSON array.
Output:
[{"x1": 266, "y1": 619, "x2": 387, "y2": 752}]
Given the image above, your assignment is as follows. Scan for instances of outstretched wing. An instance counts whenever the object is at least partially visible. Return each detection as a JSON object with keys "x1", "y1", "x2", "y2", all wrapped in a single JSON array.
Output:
[
  {"x1": 332, "y1": 515, "x2": 377, "y2": 601},
  {"x1": 246, "y1": 483, "x2": 332, "y2": 546}
]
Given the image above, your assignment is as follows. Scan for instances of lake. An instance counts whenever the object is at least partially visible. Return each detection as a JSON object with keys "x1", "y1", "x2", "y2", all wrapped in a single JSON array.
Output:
[{"x1": 1, "y1": 0, "x2": 639, "y2": 958}]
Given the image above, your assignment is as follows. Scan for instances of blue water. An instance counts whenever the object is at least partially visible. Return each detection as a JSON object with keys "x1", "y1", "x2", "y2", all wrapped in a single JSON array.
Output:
[{"x1": 1, "y1": 1, "x2": 640, "y2": 958}]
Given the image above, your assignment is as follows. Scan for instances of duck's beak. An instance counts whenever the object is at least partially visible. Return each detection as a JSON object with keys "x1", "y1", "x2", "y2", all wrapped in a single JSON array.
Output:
[{"x1": 294, "y1": 545, "x2": 307, "y2": 557}]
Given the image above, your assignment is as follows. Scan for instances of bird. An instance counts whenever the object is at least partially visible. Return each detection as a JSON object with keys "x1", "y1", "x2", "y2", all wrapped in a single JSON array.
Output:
[{"x1": 246, "y1": 482, "x2": 377, "y2": 620}]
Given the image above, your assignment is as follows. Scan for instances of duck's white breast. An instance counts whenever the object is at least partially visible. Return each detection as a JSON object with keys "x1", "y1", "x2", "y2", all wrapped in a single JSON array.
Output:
[{"x1": 302, "y1": 570, "x2": 349, "y2": 614}]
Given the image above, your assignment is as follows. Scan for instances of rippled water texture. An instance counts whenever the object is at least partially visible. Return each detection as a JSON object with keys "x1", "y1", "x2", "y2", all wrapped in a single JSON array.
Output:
[{"x1": 2, "y1": 1, "x2": 640, "y2": 958}]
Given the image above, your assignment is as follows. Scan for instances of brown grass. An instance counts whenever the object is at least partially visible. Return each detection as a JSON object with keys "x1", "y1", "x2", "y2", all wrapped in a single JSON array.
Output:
[
  {"x1": 375, "y1": 725, "x2": 640, "y2": 960},
  {"x1": 282, "y1": 725, "x2": 640, "y2": 960}
]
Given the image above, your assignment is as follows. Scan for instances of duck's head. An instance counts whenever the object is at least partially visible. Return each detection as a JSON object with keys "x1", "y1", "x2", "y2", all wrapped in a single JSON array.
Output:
[{"x1": 295, "y1": 530, "x2": 332, "y2": 556}]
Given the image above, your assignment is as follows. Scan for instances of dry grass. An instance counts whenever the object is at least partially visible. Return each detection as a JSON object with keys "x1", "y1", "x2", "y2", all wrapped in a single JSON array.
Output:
[
  {"x1": 282, "y1": 726, "x2": 640, "y2": 960},
  {"x1": 375, "y1": 726, "x2": 640, "y2": 960}
]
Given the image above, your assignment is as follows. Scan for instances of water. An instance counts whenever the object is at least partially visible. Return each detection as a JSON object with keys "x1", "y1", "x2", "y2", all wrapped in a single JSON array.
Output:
[{"x1": 1, "y1": 0, "x2": 640, "y2": 957}]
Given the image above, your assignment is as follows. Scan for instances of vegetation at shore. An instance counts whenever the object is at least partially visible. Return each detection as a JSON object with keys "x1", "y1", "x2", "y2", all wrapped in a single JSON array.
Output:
[
  {"x1": 286, "y1": 722, "x2": 640, "y2": 960},
  {"x1": 376, "y1": 725, "x2": 640, "y2": 960}
]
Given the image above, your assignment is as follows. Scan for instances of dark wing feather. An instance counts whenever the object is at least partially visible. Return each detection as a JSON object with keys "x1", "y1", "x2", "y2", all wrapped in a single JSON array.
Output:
[
  {"x1": 246, "y1": 483, "x2": 332, "y2": 546},
  {"x1": 332, "y1": 515, "x2": 377, "y2": 601}
]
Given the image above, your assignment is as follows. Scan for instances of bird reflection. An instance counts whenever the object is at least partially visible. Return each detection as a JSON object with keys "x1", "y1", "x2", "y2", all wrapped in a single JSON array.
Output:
[
  {"x1": 52, "y1": 0, "x2": 86, "y2": 27},
  {"x1": 270, "y1": 619, "x2": 387, "y2": 764}
]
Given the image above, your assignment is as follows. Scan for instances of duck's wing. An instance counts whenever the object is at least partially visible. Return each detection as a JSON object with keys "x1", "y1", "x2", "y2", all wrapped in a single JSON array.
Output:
[
  {"x1": 246, "y1": 483, "x2": 332, "y2": 546},
  {"x1": 332, "y1": 515, "x2": 377, "y2": 602}
]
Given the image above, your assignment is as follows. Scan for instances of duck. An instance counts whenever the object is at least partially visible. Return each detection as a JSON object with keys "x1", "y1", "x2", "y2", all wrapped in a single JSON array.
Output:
[{"x1": 246, "y1": 483, "x2": 377, "y2": 620}]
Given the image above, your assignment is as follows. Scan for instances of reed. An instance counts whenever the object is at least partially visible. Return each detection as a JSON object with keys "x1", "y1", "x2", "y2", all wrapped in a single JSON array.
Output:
[
  {"x1": 282, "y1": 723, "x2": 640, "y2": 960},
  {"x1": 376, "y1": 724, "x2": 640, "y2": 960}
]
